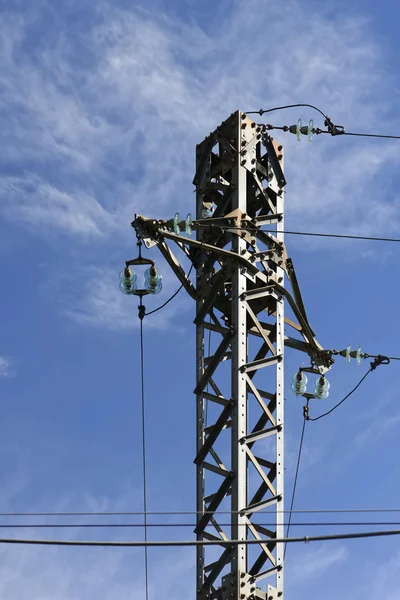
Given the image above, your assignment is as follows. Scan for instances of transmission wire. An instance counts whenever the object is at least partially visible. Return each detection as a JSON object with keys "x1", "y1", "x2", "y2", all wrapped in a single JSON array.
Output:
[
  {"x1": 284, "y1": 403, "x2": 308, "y2": 559},
  {"x1": 308, "y1": 369, "x2": 372, "y2": 422},
  {"x1": 245, "y1": 103, "x2": 400, "y2": 140},
  {"x1": 139, "y1": 317, "x2": 149, "y2": 600},
  {"x1": 197, "y1": 223, "x2": 400, "y2": 245},
  {"x1": 2, "y1": 520, "x2": 400, "y2": 528},
  {"x1": 204, "y1": 317, "x2": 212, "y2": 427},
  {"x1": 245, "y1": 104, "x2": 329, "y2": 120},
  {"x1": 332, "y1": 131, "x2": 400, "y2": 141},
  {"x1": 144, "y1": 233, "x2": 211, "y2": 318},
  {"x1": 4, "y1": 508, "x2": 400, "y2": 516},
  {"x1": 145, "y1": 263, "x2": 194, "y2": 317},
  {"x1": 2, "y1": 528, "x2": 400, "y2": 547}
]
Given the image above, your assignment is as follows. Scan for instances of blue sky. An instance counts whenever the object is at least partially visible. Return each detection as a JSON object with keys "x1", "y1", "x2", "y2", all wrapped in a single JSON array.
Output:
[{"x1": 1, "y1": 0, "x2": 400, "y2": 597}]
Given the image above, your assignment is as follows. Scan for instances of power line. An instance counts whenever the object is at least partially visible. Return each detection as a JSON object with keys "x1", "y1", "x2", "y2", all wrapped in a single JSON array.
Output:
[
  {"x1": 138, "y1": 313, "x2": 149, "y2": 600},
  {"x1": 2, "y1": 528, "x2": 400, "y2": 547},
  {"x1": 144, "y1": 263, "x2": 194, "y2": 317},
  {"x1": 205, "y1": 317, "x2": 212, "y2": 427},
  {"x1": 328, "y1": 131, "x2": 400, "y2": 141},
  {"x1": 197, "y1": 223, "x2": 400, "y2": 245},
  {"x1": 245, "y1": 104, "x2": 330, "y2": 120},
  {"x1": 245, "y1": 104, "x2": 400, "y2": 140},
  {"x1": 5, "y1": 508, "x2": 400, "y2": 516},
  {"x1": 284, "y1": 403, "x2": 308, "y2": 559},
  {"x1": 2, "y1": 521, "x2": 400, "y2": 528},
  {"x1": 265, "y1": 123, "x2": 400, "y2": 141},
  {"x1": 308, "y1": 356, "x2": 389, "y2": 422},
  {"x1": 144, "y1": 234, "x2": 209, "y2": 318},
  {"x1": 309, "y1": 369, "x2": 372, "y2": 422},
  {"x1": 365, "y1": 354, "x2": 400, "y2": 361},
  {"x1": 268, "y1": 229, "x2": 400, "y2": 244}
]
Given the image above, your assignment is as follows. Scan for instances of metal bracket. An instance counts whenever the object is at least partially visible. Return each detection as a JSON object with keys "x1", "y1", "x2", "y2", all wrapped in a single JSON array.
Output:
[
  {"x1": 266, "y1": 584, "x2": 282, "y2": 600},
  {"x1": 261, "y1": 135, "x2": 286, "y2": 189},
  {"x1": 221, "y1": 572, "x2": 269, "y2": 600}
]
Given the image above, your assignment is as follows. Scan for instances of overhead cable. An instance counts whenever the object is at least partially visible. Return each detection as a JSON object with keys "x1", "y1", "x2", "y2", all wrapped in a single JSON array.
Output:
[
  {"x1": 308, "y1": 355, "x2": 389, "y2": 422},
  {"x1": 284, "y1": 401, "x2": 308, "y2": 558},
  {"x1": 144, "y1": 234, "x2": 210, "y2": 317},
  {"x1": 322, "y1": 130, "x2": 400, "y2": 141},
  {"x1": 197, "y1": 223, "x2": 400, "y2": 245},
  {"x1": 5, "y1": 508, "x2": 400, "y2": 516},
  {"x1": 245, "y1": 104, "x2": 330, "y2": 120},
  {"x1": 2, "y1": 521, "x2": 400, "y2": 528},
  {"x1": 138, "y1": 308, "x2": 149, "y2": 600},
  {"x1": 144, "y1": 263, "x2": 194, "y2": 317},
  {"x1": 308, "y1": 369, "x2": 372, "y2": 422},
  {"x1": 2, "y1": 528, "x2": 400, "y2": 547},
  {"x1": 245, "y1": 104, "x2": 400, "y2": 140}
]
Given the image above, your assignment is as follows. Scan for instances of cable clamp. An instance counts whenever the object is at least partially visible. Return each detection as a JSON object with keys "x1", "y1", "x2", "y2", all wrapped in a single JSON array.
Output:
[
  {"x1": 138, "y1": 304, "x2": 146, "y2": 321},
  {"x1": 370, "y1": 355, "x2": 390, "y2": 370},
  {"x1": 324, "y1": 116, "x2": 345, "y2": 136}
]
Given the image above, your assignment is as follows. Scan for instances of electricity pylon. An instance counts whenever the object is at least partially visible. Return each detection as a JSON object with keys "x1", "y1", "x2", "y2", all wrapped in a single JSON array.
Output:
[{"x1": 132, "y1": 110, "x2": 332, "y2": 600}]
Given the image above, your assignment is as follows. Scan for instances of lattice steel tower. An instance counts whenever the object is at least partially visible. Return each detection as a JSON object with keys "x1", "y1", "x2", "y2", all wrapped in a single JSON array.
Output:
[{"x1": 132, "y1": 110, "x2": 331, "y2": 600}]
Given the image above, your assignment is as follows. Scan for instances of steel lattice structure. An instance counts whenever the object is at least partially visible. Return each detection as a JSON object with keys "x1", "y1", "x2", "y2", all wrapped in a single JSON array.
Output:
[{"x1": 132, "y1": 110, "x2": 332, "y2": 600}]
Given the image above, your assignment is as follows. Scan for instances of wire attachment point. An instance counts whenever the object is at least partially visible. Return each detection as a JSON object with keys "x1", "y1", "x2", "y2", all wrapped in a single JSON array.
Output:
[
  {"x1": 324, "y1": 116, "x2": 345, "y2": 136},
  {"x1": 138, "y1": 303, "x2": 146, "y2": 321},
  {"x1": 137, "y1": 236, "x2": 143, "y2": 257},
  {"x1": 370, "y1": 355, "x2": 390, "y2": 370}
]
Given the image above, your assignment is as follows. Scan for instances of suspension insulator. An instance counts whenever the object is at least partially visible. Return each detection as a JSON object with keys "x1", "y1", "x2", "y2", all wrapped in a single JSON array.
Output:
[
  {"x1": 313, "y1": 376, "x2": 330, "y2": 399},
  {"x1": 119, "y1": 268, "x2": 137, "y2": 295},
  {"x1": 144, "y1": 266, "x2": 162, "y2": 294},
  {"x1": 291, "y1": 371, "x2": 308, "y2": 396}
]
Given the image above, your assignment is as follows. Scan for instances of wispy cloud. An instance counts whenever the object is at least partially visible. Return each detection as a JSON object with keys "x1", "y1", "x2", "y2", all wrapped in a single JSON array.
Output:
[
  {"x1": 365, "y1": 549, "x2": 400, "y2": 600},
  {"x1": 1, "y1": 1, "x2": 398, "y2": 234},
  {"x1": 0, "y1": 484, "x2": 196, "y2": 600},
  {"x1": 1, "y1": 0, "x2": 399, "y2": 329},
  {"x1": 0, "y1": 534, "x2": 195, "y2": 600},
  {"x1": 0, "y1": 175, "x2": 114, "y2": 237},
  {"x1": 47, "y1": 262, "x2": 192, "y2": 331},
  {"x1": 355, "y1": 411, "x2": 400, "y2": 448},
  {"x1": 288, "y1": 544, "x2": 348, "y2": 584},
  {"x1": 0, "y1": 356, "x2": 14, "y2": 378},
  {"x1": 285, "y1": 426, "x2": 321, "y2": 476}
]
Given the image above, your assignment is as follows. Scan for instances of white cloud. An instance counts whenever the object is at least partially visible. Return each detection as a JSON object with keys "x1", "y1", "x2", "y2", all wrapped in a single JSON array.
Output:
[
  {"x1": 0, "y1": 532, "x2": 195, "y2": 600},
  {"x1": 0, "y1": 175, "x2": 113, "y2": 237},
  {"x1": 364, "y1": 549, "x2": 400, "y2": 600},
  {"x1": 0, "y1": 484, "x2": 197, "y2": 599},
  {"x1": 1, "y1": 0, "x2": 399, "y2": 330},
  {"x1": 288, "y1": 543, "x2": 348, "y2": 584},
  {"x1": 1, "y1": 1, "x2": 398, "y2": 232},
  {"x1": 0, "y1": 356, "x2": 14, "y2": 378},
  {"x1": 355, "y1": 411, "x2": 400, "y2": 448},
  {"x1": 51, "y1": 263, "x2": 192, "y2": 331}
]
